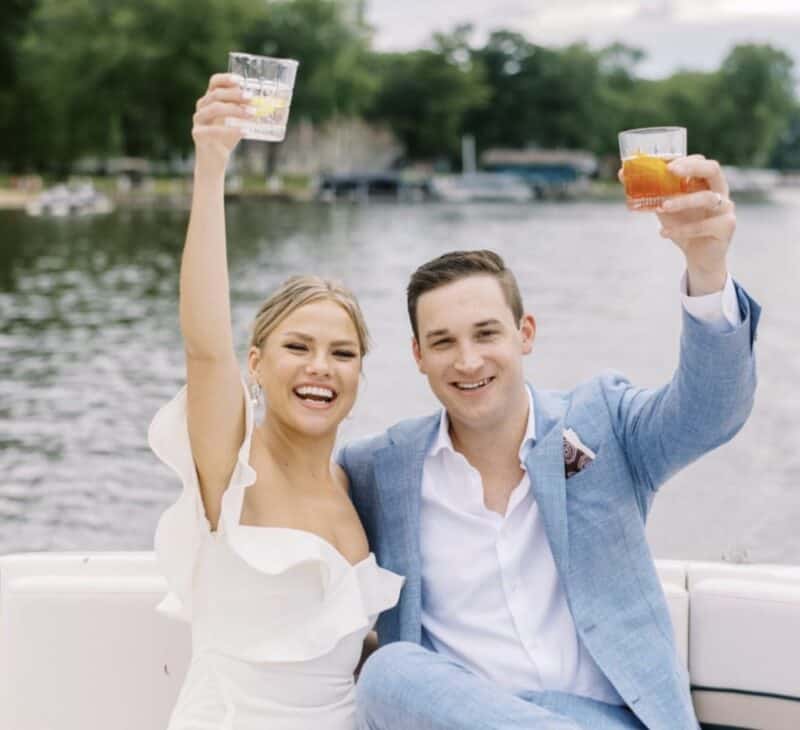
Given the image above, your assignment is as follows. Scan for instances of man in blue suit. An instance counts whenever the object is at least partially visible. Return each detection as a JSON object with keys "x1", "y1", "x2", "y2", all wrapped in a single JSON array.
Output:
[{"x1": 339, "y1": 157, "x2": 759, "y2": 729}]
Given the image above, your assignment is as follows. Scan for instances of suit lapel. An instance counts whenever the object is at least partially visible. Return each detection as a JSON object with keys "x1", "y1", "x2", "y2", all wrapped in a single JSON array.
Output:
[
  {"x1": 373, "y1": 416, "x2": 439, "y2": 643},
  {"x1": 526, "y1": 386, "x2": 570, "y2": 579}
]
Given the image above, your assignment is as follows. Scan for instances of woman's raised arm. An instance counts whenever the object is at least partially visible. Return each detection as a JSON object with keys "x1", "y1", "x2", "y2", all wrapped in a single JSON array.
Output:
[
  {"x1": 181, "y1": 73, "x2": 251, "y2": 359},
  {"x1": 180, "y1": 74, "x2": 254, "y2": 529}
]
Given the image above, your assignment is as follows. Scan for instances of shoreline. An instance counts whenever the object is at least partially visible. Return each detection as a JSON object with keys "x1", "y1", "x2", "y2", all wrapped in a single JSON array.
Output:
[{"x1": 3, "y1": 181, "x2": 795, "y2": 211}]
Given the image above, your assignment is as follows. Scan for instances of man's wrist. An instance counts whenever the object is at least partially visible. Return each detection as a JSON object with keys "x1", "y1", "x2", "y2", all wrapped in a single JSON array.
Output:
[{"x1": 686, "y1": 267, "x2": 728, "y2": 296}]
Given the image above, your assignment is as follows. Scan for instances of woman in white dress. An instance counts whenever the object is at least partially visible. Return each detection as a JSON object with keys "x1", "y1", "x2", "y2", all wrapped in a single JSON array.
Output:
[{"x1": 147, "y1": 73, "x2": 403, "y2": 730}]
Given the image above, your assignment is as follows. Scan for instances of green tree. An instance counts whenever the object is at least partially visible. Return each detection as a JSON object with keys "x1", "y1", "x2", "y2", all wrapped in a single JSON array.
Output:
[
  {"x1": 709, "y1": 44, "x2": 796, "y2": 166},
  {"x1": 239, "y1": 0, "x2": 377, "y2": 123},
  {"x1": 770, "y1": 105, "x2": 800, "y2": 169},
  {"x1": 463, "y1": 31, "x2": 541, "y2": 152},
  {"x1": 466, "y1": 36, "x2": 641, "y2": 157},
  {"x1": 366, "y1": 27, "x2": 489, "y2": 163},
  {"x1": 18, "y1": 0, "x2": 249, "y2": 167},
  {"x1": 0, "y1": 0, "x2": 39, "y2": 170},
  {"x1": 232, "y1": 0, "x2": 378, "y2": 175}
]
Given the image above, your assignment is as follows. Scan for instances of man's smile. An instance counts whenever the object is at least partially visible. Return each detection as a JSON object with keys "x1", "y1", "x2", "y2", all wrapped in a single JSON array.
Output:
[{"x1": 451, "y1": 376, "x2": 495, "y2": 393}]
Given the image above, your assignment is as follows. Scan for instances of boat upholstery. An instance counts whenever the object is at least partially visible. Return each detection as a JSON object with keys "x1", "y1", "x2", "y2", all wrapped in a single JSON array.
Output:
[{"x1": 0, "y1": 553, "x2": 798, "y2": 730}]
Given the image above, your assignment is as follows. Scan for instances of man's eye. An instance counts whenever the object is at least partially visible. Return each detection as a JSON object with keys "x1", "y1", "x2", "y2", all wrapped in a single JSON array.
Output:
[
  {"x1": 478, "y1": 330, "x2": 498, "y2": 339},
  {"x1": 285, "y1": 343, "x2": 307, "y2": 351},
  {"x1": 334, "y1": 350, "x2": 357, "y2": 359},
  {"x1": 432, "y1": 339, "x2": 452, "y2": 347}
]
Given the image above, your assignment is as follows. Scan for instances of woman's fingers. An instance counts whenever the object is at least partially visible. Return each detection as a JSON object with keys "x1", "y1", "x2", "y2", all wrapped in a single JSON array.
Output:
[
  {"x1": 196, "y1": 86, "x2": 248, "y2": 111},
  {"x1": 194, "y1": 101, "x2": 254, "y2": 127},
  {"x1": 207, "y1": 72, "x2": 243, "y2": 93},
  {"x1": 195, "y1": 74, "x2": 252, "y2": 127},
  {"x1": 190, "y1": 74, "x2": 248, "y2": 162}
]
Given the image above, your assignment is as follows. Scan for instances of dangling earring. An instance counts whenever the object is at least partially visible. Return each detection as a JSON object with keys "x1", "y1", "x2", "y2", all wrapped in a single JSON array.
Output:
[{"x1": 249, "y1": 381, "x2": 263, "y2": 409}]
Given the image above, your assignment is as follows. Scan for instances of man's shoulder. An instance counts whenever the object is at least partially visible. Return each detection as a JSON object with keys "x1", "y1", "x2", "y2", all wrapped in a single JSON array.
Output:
[
  {"x1": 339, "y1": 413, "x2": 440, "y2": 469},
  {"x1": 534, "y1": 370, "x2": 634, "y2": 411}
]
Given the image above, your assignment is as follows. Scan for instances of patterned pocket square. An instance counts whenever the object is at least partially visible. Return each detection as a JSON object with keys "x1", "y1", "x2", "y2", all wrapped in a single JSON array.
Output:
[{"x1": 563, "y1": 428, "x2": 596, "y2": 479}]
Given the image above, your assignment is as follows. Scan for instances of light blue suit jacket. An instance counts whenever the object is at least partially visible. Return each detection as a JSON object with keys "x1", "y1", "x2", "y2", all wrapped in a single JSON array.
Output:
[{"x1": 339, "y1": 284, "x2": 760, "y2": 730}]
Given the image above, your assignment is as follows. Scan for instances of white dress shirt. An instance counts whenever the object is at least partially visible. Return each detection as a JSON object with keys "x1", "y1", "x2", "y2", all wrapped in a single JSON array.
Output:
[{"x1": 419, "y1": 275, "x2": 741, "y2": 703}]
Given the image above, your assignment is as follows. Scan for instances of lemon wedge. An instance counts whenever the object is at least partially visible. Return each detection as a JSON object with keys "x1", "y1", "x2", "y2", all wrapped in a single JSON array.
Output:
[{"x1": 250, "y1": 96, "x2": 287, "y2": 118}]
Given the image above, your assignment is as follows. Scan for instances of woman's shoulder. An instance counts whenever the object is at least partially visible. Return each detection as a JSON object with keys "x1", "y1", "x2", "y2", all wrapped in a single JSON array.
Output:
[{"x1": 331, "y1": 462, "x2": 350, "y2": 495}]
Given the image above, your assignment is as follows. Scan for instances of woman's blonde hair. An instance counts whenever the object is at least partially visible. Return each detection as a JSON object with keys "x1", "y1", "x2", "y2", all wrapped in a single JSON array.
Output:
[{"x1": 249, "y1": 275, "x2": 370, "y2": 356}]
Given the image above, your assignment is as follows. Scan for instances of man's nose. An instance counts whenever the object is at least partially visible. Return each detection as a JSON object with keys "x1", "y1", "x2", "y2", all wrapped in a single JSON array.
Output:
[{"x1": 454, "y1": 344, "x2": 482, "y2": 372}]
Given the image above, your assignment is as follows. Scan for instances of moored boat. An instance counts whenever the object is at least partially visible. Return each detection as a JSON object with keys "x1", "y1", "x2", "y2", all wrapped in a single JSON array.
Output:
[
  {"x1": 25, "y1": 182, "x2": 114, "y2": 217},
  {"x1": 429, "y1": 172, "x2": 534, "y2": 203}
]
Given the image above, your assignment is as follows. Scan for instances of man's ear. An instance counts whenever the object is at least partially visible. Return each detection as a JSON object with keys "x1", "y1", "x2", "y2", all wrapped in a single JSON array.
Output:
[
  {"x1": 520, "y1": 314, "x2": 536, "y2": 355},
  {"x1": 412, "y1": 337, "x2": 426, "y2": 374}
]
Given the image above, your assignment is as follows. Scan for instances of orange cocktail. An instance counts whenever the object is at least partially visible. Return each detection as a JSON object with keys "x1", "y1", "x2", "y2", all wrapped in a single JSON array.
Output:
[
  {"x1": 622, "y1": 153, "x2": 709, "y2": 211},
  {"x1": 618, "y1": 127, "x2": 709, "y2": 211}
]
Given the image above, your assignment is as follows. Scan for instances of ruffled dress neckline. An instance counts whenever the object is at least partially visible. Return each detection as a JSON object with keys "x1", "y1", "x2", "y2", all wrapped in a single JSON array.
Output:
[{"x1": 147, "y1": 378, "x2": 404, "y2": 665}]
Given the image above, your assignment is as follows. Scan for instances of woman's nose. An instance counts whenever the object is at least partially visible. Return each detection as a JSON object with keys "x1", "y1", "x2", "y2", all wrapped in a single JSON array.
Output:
[{"x1": 305, "y1": 351, "x2": 331, "y2": 376}]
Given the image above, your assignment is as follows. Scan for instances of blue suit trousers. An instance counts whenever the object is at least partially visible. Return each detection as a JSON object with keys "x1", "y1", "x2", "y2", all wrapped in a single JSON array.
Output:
[{"x1": 357, "y1": 643, "x2": 646, "y2": 730}]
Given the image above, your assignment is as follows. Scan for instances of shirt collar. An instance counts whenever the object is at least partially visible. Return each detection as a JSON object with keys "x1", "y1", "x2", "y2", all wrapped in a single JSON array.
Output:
[{"x1": 429, "y1": 385, "x2": 537, "y2": 463}]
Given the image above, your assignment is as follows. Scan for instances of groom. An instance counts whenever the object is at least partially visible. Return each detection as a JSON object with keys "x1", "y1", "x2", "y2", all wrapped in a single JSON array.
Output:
[{"x1": 338, "y1": 156, "x2": 759, "y2": 730}]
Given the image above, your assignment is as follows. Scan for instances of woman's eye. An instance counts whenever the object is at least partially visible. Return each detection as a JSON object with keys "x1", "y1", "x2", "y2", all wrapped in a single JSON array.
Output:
[
  {"x1": 285, "y1": 343, "x2": 307, "y2": 352},
  {"x1": 334, "y1": 350, "x2": 357, "y2": 359}
]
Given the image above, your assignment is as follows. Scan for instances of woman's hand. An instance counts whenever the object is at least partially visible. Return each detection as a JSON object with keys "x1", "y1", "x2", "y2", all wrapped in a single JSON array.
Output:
[{"x1": 192, "y1": 73, "x2": 253, "y2": 171}]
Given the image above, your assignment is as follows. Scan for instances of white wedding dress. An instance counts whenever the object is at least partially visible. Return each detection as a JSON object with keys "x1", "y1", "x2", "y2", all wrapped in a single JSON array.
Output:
[{"x1": 148, "y1": 381, "x2": 404, "y2": 730}]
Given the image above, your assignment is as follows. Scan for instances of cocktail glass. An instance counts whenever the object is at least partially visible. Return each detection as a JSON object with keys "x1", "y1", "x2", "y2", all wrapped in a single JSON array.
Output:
[
  {"x1": 226, "y1": 52, "x2": 299, "y2": 142},
  {"x1": 618, "y1": 126, "x2": 709, "y2": 211}
]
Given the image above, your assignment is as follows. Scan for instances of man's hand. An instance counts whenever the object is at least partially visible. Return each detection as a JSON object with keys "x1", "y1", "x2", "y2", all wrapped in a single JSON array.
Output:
[{"x1": 620, "y1": 154, "x2": 736, "y2": 295}]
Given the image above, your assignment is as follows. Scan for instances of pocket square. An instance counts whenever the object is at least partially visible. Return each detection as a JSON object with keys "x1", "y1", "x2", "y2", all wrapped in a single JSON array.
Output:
[{"x1": 563, "y1": 428, "x2": 596, "y2": 479}]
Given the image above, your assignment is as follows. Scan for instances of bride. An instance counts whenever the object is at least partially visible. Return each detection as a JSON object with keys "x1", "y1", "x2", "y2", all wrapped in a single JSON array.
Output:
[{"x1": 148, "y1": 73, "x2": 403, "y2": 729}]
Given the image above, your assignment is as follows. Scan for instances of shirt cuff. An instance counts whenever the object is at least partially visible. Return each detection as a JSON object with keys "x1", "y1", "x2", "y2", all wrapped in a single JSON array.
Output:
[{"x1": 680, "y1": 271, "x2": 742, "y2": 333}]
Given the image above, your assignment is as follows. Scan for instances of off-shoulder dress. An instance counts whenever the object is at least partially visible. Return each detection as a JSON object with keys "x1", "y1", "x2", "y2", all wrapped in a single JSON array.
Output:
[{"x1": 148, "y1": 381, "x2": 404, "y2": 730}]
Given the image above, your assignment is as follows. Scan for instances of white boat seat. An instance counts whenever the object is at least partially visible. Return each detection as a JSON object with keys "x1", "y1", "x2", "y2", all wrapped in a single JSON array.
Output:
[
  {"x1": 0, "y1": 570, "x2": 190, "y2": 730},
  {"x1": 690, "y1": 578, "x2": 800, "y2": 730},
  {"x1": 1, "y1": 553, "x2": 798, "y2": 730}
]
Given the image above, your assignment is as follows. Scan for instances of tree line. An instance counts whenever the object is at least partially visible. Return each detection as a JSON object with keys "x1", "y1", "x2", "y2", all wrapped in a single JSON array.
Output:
[{"x1": 2, "y1": 0, "x2": 798, "y2": 173}]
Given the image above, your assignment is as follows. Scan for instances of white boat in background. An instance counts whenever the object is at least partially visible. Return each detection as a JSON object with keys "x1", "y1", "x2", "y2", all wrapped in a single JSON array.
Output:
[
  {"x1": 722, "y1": 166, "x2": 781, "y2": 196},
  {"x1": 1, "y1": 552, "x2": 798, "y2": 729},
  {"x1": 430, "y1": 172, "x2": 534, "y2": 203},
  {"x1": 25, "y1": 182, "x2": 114, "y2": 217}
]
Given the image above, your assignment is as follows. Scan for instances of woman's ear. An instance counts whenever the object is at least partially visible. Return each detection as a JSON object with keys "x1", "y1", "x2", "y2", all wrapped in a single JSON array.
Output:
[{"x1": 247, "y1": 345, "x2": 261, "y2": 378}]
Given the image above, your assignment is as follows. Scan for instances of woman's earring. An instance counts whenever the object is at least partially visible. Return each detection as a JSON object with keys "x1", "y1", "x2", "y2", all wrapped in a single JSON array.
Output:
[{"x1": 249, "y1": 381, "x2": 263, "y2": 409}]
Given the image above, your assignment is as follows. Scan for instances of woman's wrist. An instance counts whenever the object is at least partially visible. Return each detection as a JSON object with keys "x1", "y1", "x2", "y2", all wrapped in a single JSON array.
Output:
[{"x1": 194, "y1": 148, "x2": 230, "y2": 178}]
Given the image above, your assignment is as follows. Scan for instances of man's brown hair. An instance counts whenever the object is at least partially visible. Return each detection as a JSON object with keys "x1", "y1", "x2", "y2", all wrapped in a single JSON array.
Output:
[{"x1": 406, "y1": 250, "x2": 524, "y2": 341}]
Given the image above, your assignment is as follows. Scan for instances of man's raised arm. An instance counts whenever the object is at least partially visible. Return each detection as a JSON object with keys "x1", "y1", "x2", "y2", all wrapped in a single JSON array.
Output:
[{"x1": 609, "y1": 155, "x2": 760, "y2": 493}]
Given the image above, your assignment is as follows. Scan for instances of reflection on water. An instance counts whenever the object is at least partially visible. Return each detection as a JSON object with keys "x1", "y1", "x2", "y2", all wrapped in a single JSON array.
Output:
[{"x1": 1, "y1": 197, "x2": 799, "y2": 563}]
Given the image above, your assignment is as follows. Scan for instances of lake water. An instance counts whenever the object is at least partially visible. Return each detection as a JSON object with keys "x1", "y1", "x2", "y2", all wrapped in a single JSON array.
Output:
[{"x1": 1, "y1": 194, "x2": 799, "y2": 563}]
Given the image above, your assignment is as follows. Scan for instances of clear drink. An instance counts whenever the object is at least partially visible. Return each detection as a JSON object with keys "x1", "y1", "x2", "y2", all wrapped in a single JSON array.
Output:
[
  {"x1": 228, "y1": 79, "x2": 294, "y2": 142},
  {"x1": 226, "y1": 53, "x2": 298, "y2": 142}
]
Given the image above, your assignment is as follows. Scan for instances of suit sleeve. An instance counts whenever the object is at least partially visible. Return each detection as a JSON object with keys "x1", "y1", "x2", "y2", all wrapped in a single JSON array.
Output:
[{"x1": 605, "y1": 281, "x2": 760, "y2": 493}]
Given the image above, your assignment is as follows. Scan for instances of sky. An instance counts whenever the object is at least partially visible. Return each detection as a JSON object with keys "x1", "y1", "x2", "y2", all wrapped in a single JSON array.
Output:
[{"x1": 365, "y1": 0, "x2": 800, "y2": 79}]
